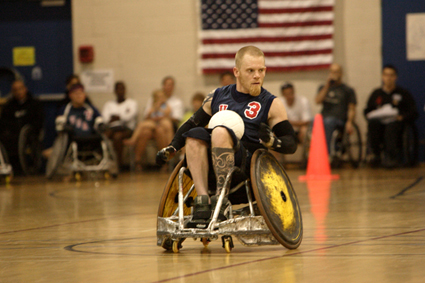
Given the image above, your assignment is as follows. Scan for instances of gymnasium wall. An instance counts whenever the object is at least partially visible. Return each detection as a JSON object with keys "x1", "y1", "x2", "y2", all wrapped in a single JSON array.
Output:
[{"x1": 72, "y1": 0, "x2": 382, "y2": 140}]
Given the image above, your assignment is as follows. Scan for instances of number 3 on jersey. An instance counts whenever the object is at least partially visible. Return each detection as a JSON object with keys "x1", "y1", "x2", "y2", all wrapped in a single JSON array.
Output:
[{"x1": 244, "y1": 102, "x2": 261, "y2": 119}]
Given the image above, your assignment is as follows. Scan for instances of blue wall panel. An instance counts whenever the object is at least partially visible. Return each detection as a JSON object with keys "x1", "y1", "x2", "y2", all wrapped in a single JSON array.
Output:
[
  {"x1": 382, "y1": 1, "x2": 425, "y2": 161},
  {"x1": 0, "y1": 0, "x2": 73, "y2": 96}
]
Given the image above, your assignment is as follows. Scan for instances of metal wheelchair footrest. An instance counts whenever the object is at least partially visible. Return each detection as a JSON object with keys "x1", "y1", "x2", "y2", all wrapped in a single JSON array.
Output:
[{"x1": 157, "y1": 215, "x2": 279, "y2": 247}]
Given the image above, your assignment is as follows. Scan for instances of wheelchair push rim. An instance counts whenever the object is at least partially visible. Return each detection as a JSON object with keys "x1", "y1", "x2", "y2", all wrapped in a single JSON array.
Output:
[
  {"x1": 46, "y1": 132, "x2": 69, "y2": 179},
  {"x1": 250, "y1": 149, "x2": 303, "y2": 249},
  {"x1": 157, "y1": 159, "x2": 196, "y2": 218},
  {"x1": 18, "y1": 124, "x2": 43, "y2": 175}
]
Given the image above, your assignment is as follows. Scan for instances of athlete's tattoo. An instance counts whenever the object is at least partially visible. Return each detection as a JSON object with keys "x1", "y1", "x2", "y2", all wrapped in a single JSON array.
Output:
[
  {"x1": 202, "y1": 90, "x2": 215, "y2": 106},
  {"x1": 212, "y1": 147, "x2": 234, "y2": 195}
]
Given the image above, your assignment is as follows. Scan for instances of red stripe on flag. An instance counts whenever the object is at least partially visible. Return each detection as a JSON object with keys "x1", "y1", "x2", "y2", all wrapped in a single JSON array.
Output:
[
  {"x1": 202, "y1": 34, "x2": 332, "y2": 44},
  {"x1": 258, "y1": 20, "x2": 333, "y2": 28},
  {"x1": 202, "y1": 64, "x2": 331, "y2": 74},
  {"x1": 259, "y1": 6, "x2": 333, "y2": 14},
  {"x1": 202, "y1": 49, "x2": 333, "y2": 59}
]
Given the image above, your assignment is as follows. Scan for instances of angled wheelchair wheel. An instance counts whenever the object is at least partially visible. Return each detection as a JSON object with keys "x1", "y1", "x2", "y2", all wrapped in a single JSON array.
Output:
[
  {"x1": 18, "y1": 124, "x2": 43, "y2": 175},
  {"x1": 346, "y1": 123, "x2": 362, "y2": 168},
  {"x1": 0, "y1": 141, "x2": 10, "y2": 165},
  {"x1": 157, "y1": 159, "x2": 196, "y2": 218},
  {"x1": 157, "y1": 159, "x2": 196, "y2": 250},
  {"x1": 46, "y1": 133, "x2": 69, "y2": 179},
  {"x1": 402, "y1": 123, "x2": 418, "y2": 167},
  {"x1": 250, "y1": 149, "x2": 303, "y2": 249}
]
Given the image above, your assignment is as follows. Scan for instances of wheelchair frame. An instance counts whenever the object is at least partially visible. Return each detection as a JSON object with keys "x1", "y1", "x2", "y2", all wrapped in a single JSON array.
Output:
[
  {"x1": 0, "y1": 141, "x2": 13, "y2": 182},
  {"x1": 329, "y1": 122, "x2": 363, "y2": 168},
  {"x1": 46, "y1": 132, "x2": 118, "y2": 179},
  {"x1": 157, "y1": 149, "x2": 303, "y2": 253}
]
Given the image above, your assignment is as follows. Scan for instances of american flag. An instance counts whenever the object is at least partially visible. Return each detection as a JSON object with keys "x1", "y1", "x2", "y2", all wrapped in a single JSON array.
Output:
[{"x1": 199, "y1": 0, "x2": 334, "y2": 74}]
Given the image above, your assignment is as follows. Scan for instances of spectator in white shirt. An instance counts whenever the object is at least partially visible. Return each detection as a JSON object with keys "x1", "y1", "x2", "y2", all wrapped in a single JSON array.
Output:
[
  {"x1": 280, "y1": 83, "x2": 312, "y2": 143},
  {"x1": 103, "y1": 81, "x2": 138, "y2": 167},
  {"x1": 124, "y1": 76, "x2": 183, "y2": 170}
]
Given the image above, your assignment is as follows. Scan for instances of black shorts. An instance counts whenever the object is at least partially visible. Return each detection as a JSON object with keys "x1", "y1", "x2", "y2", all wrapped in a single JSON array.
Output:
[{"x1": 182, "y1": 126, "x2": 253, "y2": 203}]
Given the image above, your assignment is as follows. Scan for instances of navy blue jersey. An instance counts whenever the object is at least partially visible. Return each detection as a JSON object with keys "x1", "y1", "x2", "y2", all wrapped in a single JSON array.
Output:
[
  {"x1": 58, "y1": 103, "x2": 101, "y2": 137},
  {"x1": 211, "y1": 84, "x2": 276, "y2": 151}
]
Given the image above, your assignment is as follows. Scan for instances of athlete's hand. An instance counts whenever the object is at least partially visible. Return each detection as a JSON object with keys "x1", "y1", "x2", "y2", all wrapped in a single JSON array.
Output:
[
  {"x1": 258, "y1": 123, "x2": 274, "y2": 148},
  {"x1": 156, "y1": 146, "x2": 177, "y2": 165}
]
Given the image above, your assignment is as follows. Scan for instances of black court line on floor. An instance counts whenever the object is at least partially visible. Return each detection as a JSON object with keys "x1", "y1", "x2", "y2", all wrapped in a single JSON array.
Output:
[
  {"x1": 390, "y1": 176, "x2": 424, "y2": 199},
  {"x1": 151, "y1": 227, "x2": 425, "y2": 283}
]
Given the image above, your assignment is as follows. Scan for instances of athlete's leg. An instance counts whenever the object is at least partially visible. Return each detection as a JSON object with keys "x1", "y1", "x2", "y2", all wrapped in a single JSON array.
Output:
[
  {"x1": 185, "y1": 137, "x2": 209, "y2": 197},
  {"x1": 211, "y1": 126, "x2": 234, "y2": 196}
]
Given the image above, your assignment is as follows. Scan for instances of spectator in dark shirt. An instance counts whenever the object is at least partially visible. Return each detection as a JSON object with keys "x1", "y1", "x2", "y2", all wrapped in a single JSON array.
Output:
[
  {"x1": 364, "y1": 65, "x2": 418, "y2": 168},
  {"x1": 315, "y1": 64, "x2": 357, "y2": 153}
]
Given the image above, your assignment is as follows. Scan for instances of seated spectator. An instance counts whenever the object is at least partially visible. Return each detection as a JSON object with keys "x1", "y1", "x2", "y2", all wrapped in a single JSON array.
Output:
[
  {"x1": 315, "y1": 64, "x2": 357, "y2": 152},
  {"x1": 0, "y1": 80, "x2": 44, "y2": 172},
  {"x1": 123, "y1": 77, "x2": 183, "y2": 170},
  {"x1": 364, "y1": 65, "x2": 418, "y2": 168},
  {"x1": 280, "y1": 83, "x2": 311, "y2": 143},
  {"x1": 57, "y1": 83, "x2": 102, "y2": 138},
  {"x1": 220, "y1": 71, "x2": 235, "y2": 86},
  {"x1": 180, "y1": 92, "x2": 206, "y2": 126},
  {"x1": 145, "y1": 89, "x2": 171, "y2": 122},
  {"x1": 102, "y1": 81, "x2": 138, "y2": 167},
  {"x1": 57, "y1": 74, "x2": 81, "y2": 110}
]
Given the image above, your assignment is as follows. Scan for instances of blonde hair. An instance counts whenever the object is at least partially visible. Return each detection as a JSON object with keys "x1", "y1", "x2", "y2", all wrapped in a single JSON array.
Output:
[
  {"x1": 152, "y1": 89, "x2": 166, "y2": 103},
  {"x1": 235, "y1": 46, "x2": 265, "y2": 68}
]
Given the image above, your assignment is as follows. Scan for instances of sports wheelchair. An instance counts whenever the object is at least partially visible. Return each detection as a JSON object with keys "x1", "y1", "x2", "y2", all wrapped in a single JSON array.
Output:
[
  {"x1": 303, "y1": 122, "x2": 363, "y2": 168},
  {"x1": 0, "y1": 140, "x2": 13, "y2": 183},
  {"x1": 329, "y1": 122, "x2": 363, "y2": 168},
  {"x1": 46, "y1": 126, "x2": 119, "y2": 180},
  {"x1": 157, "y1": 149, "x2": 303, "y2": 253}
]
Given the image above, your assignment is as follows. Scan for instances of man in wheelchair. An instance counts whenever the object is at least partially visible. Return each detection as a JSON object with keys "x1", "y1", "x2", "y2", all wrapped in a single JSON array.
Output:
[
  {"x1": 0, "y1": 80, "x2": 44, "y2": 173},
  {"x1": 156, "y1": 46, "x2": 297, "y2": 228},
  {"x1": 48, "y1": 83, "x2": 117, "y2": 178}
]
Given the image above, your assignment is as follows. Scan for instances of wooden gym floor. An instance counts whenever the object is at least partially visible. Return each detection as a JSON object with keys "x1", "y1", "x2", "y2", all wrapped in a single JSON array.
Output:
[{"x1": 1, "y1": 166, "x2": 424, "y2": 283}]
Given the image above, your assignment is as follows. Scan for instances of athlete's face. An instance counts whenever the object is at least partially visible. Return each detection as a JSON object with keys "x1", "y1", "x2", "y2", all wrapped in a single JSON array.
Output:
[{"x1": 234, "y1": 54, "x2": 266, "y2": 97}]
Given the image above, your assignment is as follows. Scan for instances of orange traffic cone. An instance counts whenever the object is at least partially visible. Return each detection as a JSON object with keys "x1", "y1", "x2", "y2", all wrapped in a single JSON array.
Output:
[{"x1": 299, "y1": 114, "x2": 339, "y2": 181}]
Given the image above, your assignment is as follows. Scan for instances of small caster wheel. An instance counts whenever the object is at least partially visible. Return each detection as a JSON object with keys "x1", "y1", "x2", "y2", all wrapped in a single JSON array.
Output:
[
  {"x1": 74, "y1": 172, "x2": 81, "y2": 181},
  {"x1": 161, "y1": 238, "x2": 173, "y2": 251},
  {"x1": 201, "y1": 238, "x2": 210, "y2": 247},
  {"x1": 172, "y1": 241, "x2": 180, "y2": 253},
  {"x1": 104, "y1": 172, "x2": 110, "y2": 180},
  {"x1": 222, "y1": 236, "x2": 234, "y2": 253}
]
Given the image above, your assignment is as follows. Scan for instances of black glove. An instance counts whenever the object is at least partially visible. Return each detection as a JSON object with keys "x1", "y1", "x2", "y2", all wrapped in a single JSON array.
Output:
[
  {"x1": 156, "y1": 146, "x2": 176, "y2": 165},
  {"x1": 259, "y1": 123, "x2": 273, "y2": 144}
]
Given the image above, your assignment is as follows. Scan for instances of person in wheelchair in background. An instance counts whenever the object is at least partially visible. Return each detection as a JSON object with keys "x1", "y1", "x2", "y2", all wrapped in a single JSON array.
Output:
[
  {"x1": 315, "y1": 64, "x2": 357, "y2": 153},
  {"x1": 364, "y1": 65, "x2": 419, "y2": 168},
  {"x1": 55, "y1": 83, "x2": 105, "y2": 160},
  {"x1": 0, "y1": 80, "x2": 44, "y2": 174},
  {"x1": 156, "y1": 46, "x2": 297, "y2": 227}
]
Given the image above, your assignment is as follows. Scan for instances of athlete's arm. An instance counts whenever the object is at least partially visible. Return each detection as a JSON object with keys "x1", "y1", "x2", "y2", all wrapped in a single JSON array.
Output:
[
  {"x1": 156, "y1": 90, "x2": 215, "y2": 165},
  {"x1": 259, "y1": 98, "x2": 297, "y2": 154}
]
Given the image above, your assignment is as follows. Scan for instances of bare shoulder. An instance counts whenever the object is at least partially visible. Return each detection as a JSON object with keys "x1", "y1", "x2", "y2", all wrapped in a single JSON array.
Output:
[{"x1": 201, "y1": 88, "x2": 216, "y2": 115}]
